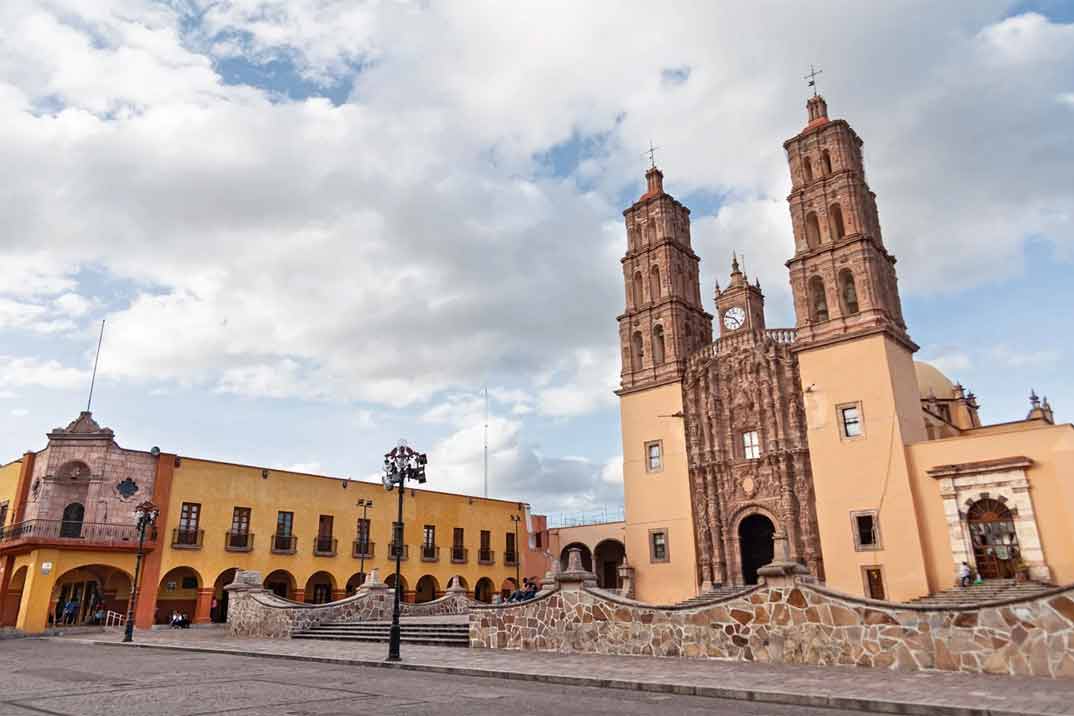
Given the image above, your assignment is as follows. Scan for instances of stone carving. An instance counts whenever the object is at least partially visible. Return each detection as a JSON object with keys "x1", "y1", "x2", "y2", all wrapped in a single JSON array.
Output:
[
  {"x1": 115, "y1": 478, "x2": 138, "y2": 500},
  {"x1": 470, "y1": 575, "x2": 1074, "y2": 678}
]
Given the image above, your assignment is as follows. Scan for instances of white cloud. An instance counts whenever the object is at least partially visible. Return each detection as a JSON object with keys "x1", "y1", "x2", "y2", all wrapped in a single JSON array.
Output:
[
  {"x1": 0, "y1": 356, "x2": 87, "y2": 390},
  {"x1": 920, "y1": 349, "x2": 973, "y2": 377},
  {"x1": 285, "y1": 461, "x2": 322, "y2": 475},
  {"x1": 53, "y1": 293, "x2": 93, "y2": 317},
  {"x1": 989, "y1": 345, "x2": 1062, "y2": 368},
  {"x1": 10, "y1": 408, "x2": 29, "y2": 417}
]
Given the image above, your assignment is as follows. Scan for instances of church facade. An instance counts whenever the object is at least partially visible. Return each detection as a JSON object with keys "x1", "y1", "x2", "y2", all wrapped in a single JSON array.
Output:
[{"x1": 616, "y1": 95, "x2": 1074, "y2": 604}]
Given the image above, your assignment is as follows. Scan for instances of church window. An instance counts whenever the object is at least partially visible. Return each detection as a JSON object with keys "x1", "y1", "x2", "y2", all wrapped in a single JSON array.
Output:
[
  {"x1": 805, "y1": 212, "x2": 821, "y2": 249},
  {"x1": 631, "y1": 332, "x2": 644, "y2": 372},
  {"x1": 809, "y1": 276, "x2": 829, "y2": 322},
  {"x1": 633, "y1": 272, "x2": 644, "y2": 307},
  {"x1": 851, "y1": 511, "x2": 881, "y2": 550},
  {"x1": 645, "y1": 441, "x2": 663, "y2": 473},
  {"x1": 741, "y1": 430, "x2": 761, "y2": 460},
  {"x1": 829, "y1": 204, "x2": 846, "y2": 240},
  {"x1": 803, "y1": 156, "x2": 814, "y2": 183},
  {"x1": 649, "y1": 265, "x2": 661, "y2": 300},
  {"x1": 652, "y1": 325, "x2": 666, "y2": 365},
  {"x1": 648, "y1": 529, "x2": 669, "y2": 562},
  {"x1": 839, "y1": 403, "x2": 863, "y2": 438},
  {"x1": 821, "y1": 148, "x2": 833, "y2": 175},
  {"x1": 839, "y1": 269, "x2": 859, "y2": 315}
]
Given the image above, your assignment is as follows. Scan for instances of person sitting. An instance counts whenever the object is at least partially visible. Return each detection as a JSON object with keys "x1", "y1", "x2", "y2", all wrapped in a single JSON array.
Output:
[
  {"x1": 524, "y1": 579, "x2": 540, "y2": 599},
  {"x1": 507, "y1": 580, "x2": 527, "y2": 602},
  {"x1": 169, "y1": 610, "x2": 182, "y2": 628},
  {"x1": 179, "y1": 612, "x2": 191, "y2": 628}
]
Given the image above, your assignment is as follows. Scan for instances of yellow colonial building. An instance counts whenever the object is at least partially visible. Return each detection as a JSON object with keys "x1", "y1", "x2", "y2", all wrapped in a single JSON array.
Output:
[{"x1": 0, "y1": 412, "x2": 529, "y2": 633}]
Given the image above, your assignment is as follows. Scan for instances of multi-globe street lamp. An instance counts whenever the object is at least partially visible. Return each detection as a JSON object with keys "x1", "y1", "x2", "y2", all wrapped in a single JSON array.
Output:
[
  {"x1": 382, "y1": 440, "x2": 427, "y2": 662},
  {"x1": 123, "y1": 500, "x2": 159, "y2": 643}
]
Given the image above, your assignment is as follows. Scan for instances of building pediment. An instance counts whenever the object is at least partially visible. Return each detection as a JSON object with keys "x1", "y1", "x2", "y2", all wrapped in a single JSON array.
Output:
[
  {"x1": 926, "y1": 456, "x2": 1033, "y2": 479},
  {"x1": 47, "y1": 411, "x2": 115, "y2": 442}
]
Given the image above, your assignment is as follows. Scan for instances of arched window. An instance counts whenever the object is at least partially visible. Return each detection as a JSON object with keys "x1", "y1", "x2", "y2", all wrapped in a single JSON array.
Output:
[
  {"x1": 649, "y1": 265, "x2": 661, "y2": 301},
  {"x1": 631, "y1": 331, "x2": 644, "y2": 371},
  {"x1": 809, "y1": 276, "x2": 829, "y2": 323},
  {"x1": 829, "y1": 203, "x2": 846, "y2": 240},
  {"x1": 839, "y1": 270, "x2": 860, "y2": 315},
  {"x1": 821, "y1": 149, "x2": 833, "y2": 175},
  {"x1": 967, "y1": 498, "x2": 1019, "y2": 579},
  {"x1": 805, "y1": 212, "x2": 822, "y2": 249},
  {"x1": 632, "y1": 272, "x2": 644, "y2": 307},
  {"x1": 803, "y1": 156, "x2": 814, "y2": 183},
  {"x1": 652, "y1": 325, "x2": 666, "y2": 365},
  {"x1": 60, "y1": 503, "x2": 85, "y2": 538}
]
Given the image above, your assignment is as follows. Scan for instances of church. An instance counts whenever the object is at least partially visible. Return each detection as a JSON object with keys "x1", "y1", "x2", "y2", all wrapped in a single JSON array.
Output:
[{"x1": 613, "y1": 94, "x2": 1073, "y2": 605}]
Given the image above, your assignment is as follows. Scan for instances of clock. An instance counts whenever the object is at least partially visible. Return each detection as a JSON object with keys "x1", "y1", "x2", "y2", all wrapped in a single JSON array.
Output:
[{"x1": 723, "y1": 306, "x2": 746, "y2": 330}]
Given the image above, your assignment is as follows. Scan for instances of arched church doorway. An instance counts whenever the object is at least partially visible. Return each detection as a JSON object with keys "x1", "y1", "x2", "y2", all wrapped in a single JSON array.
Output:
[
  {"x1": 967, "y1": 499, "x2": 1019, "y2": 579},
  {"x1": 739, "y1": 514, "x2": 775, "y2": 585}
]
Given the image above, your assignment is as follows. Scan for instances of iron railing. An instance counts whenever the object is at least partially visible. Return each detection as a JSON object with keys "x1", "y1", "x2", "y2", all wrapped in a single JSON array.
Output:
[
  {"x1": 504, "y1": 550, "x2": 519, "y2": 566},
  {"x1": 225, "y1": 531, "x2": 253, "y2": 552},
  {"x1": 420, "y1": 544, "x2": 439, "y2": 562},
  {"x1": 171, "y1": 528, "x2": 203, "y2": 548},
  {"x1": 478, "y1": 548, "x2": 495, "y2": 564},
  {"x1": 388, "y1": 542, "x2": 409, "y2": 560},
  {"x1": 0, "y1": 519, "x2": 147, "y2": 546},
  {"x1": 314, "y1": 536, "x2": 337, "y2": 556},
  {"x1": 352, "y1": 540, "x2": 374, "y2": 558},
  {"x1": 451, "y1": 546, "x2": 468, "y2": 563},
  {"x1": 271, "y1": 533, "x2": 297, "y2": 554}
]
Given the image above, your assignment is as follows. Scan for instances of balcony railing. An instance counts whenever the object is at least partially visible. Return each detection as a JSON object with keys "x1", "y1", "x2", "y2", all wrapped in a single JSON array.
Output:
[
  {"x1": 271, "y1": 533, "x2": 297, "y2": 554},
  {"x1": 352, "y1": 540, "x2": 374, "y2": 559},
  {"x1": 478, "y1": 548, "x2": 495, "y2": 565},
  {"x1": 420, "y1": 544, "x2": 439, "y2": 562},
  {"x1": 388, "y1": 542, "x2": 409, "y2": 561},
  {"x1": 171, "y1": 528, "x2": 203, "y2": 549},
  {"x1": 225, "y1": 531, "x2": 253, "y2": 552},
  {"x1": 0, "y1": 519, "x2": 148, "y2": 547},
  {"x1": 504, "y1": 550, "x2": 519, "y2": 566},
  {"x1": 450, "y1": 546, "x2": 468, "y2": 564},
  {"x1": 314, "y1": 536, "x2": 337, "y2": 557}
]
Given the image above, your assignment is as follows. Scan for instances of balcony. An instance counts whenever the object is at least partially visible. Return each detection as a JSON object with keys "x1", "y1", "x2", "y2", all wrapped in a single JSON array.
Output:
[
  {"x1": 0, "y1": 519, "x2": 150, "y2": 550},
  {"x1": 313, "y1": 536, "x2": 337, "y2": 557},
  {"x1": 388, "y1": 542, "x2": 409, "y2": 561},
  {"x1": 352, "y1": 540, "x2": 375, "y2": 559},
  {"x1": 478, "y1": 548, "x2": 495, "y2": 565},
  {"x1": 171, "y1": 528, "x2": 203, "y2": 549},
  {"x1": 271, "y1": 534, "x2": 297, "y2": 554},
  {"x1": 504, "y1": 550, "x2": 519, "y2": 566},
  {"x1": 225, "y1": 531, "x2": 254, "y2": 552},
  {"x1": 420, "y1": 544, "x2": 439, "y2": 562},
  {"x1": 450, "y1": 546, "x2": 468, "y2": 564}
]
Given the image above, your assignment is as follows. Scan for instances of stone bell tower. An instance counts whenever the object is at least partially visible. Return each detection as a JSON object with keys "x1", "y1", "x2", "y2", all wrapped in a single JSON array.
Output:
[{"x1": 783, "y1": 95, "x2": 931, "y2": 601}]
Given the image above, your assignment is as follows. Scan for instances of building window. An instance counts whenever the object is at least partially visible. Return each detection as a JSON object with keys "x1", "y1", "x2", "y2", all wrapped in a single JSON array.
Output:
[
  {"x1": 316, "y1": 515, "x2": 335, "y2": 554},
  {"x1": 649, "y1": 529, "x2": 670, "y2": 563},
  {"x1": 863, "y1": 566, "x2": 885, "y2": 600},
  {"x1": 535, "y1": 531, "x2": 543, "y2": 549},
  {"x1": 228, "y1": 507, "x2": 251, "y2": 550},
  {"x1": 631, "y1": 331, "x2": 644, "y2": 371},
  {"x1": 274, "y1": 510, "x2": 295, "y2": 552},
  {"x1": 805, "y1": 212, "x2": 822, "y2": 249},
  {"x1": 506, "y1": 531, "x2": 517, "y2": 564},
  {"x1": 357, "y1": 517, "x2": 371, "y2": 544},
  {"x1": 851, "y1": 510, "x2": 881, "y2": 550},
  {"x1": 0, "y1": 501, "x2": 8, "y2": 530},
  {"x1": 803, "y1": 156, "x2": 814, "y2": 183},
  {"x1": 176, "y1": 502, "x2": 200, "y2": 545},
  {"x1": 821, "y1": 148, "x2": 833, "y2": 175},
  {"x1": 649, "y1": 265, "x2": 661, "y2": 300},
  {"x1": 741, "y1": 430, "x2": 761, "y2": 460},
  {"x1": 645, "y1": 441, "x2": 663, "y2": 472},
  {"x1": 633, "y1": 272, "x2": 644, "y2": 307},
  {"x1": 829, "y1": 203, "x2": 846, "y2": 240},
  {"x1": 839, "y1": 403, "x2": 863, "y2": 438},
  {"x1": 479, "y1": 529, "x2": 493, "y2": 563}
]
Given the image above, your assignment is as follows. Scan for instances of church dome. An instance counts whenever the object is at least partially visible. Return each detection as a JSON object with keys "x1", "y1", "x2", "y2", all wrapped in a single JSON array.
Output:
[{"x1": 914, "y1": 361, "x2": 956, "y2": 399}]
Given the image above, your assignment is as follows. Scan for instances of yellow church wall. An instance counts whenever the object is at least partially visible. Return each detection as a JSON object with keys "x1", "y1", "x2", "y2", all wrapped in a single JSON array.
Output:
[
  {"x1": 797, "y1": 333, "x2": 932, "y2": 601},
  {"x1": 158, "y1": 457, "x2": 525, "y2": 601},
  {"x1": 907, "y1": 421, "x2": 1074, "y2": 589},
  {"x1": 620, "y1": 381, "x2": 698, "y2": 604}
]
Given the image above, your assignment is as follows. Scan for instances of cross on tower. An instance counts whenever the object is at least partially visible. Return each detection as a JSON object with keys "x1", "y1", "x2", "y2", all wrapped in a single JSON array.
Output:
[
  {"x1": 644, "y1": 140, "x2": 661, "y2": 169},
  {"x1": 804, "y1": 64, "x2": 823, "y2": 97}
]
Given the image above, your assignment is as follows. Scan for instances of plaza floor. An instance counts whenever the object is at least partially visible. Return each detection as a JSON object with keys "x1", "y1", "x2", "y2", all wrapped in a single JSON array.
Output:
[{"x1": 47, "y1": 626, "x2": 1074, "y2": 715}]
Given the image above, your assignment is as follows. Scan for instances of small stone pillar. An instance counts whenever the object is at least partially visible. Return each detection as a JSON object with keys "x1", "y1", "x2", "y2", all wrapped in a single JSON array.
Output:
[
  {"x1": 617, "y1": 558, "x2": 635, "y2": 600},
  {"x1": 446, "y1": 576, "x2": 467, "y2": 594},
  {"x1": 223, "y1": 570, "x2": 269, "y2": 635},
  {"x1": 757, "y1": 531, "x2": 810, "y2": 587},
  {"x1": 557, "y1": 547, "x2": 598, "y2": 591}
]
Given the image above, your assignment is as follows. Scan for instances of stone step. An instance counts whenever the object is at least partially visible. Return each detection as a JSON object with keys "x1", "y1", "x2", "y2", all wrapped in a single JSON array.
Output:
[
  {"x1": 907, "y1": 579, "x2": 1054, "y2": 606},
  {"x1": 291, "y1": 620, "x2": 470, "y2": 647},
  {"x1": 292, "y1": 632, "x2": 469, "y2": 647}
]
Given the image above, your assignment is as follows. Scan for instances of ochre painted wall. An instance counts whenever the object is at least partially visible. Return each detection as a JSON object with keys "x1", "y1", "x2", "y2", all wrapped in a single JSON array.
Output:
[
  {"x1": 907, "y1": 422, "x2": 1074, "y2": 590},
  {"x1": 621, "y1": 381, "x2": 698, "y2": 604},
  {"x1": 797, "y1": 333, "x2": 931, "y2": 601},
  {"x1": 0, "y1": 459, "x2": 22, "y2": 526}
]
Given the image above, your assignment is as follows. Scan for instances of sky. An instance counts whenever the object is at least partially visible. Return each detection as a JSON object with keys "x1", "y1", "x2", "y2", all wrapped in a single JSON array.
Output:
[{"x1": 0, "y1": 1, "x2": 1071, "y2": 517}]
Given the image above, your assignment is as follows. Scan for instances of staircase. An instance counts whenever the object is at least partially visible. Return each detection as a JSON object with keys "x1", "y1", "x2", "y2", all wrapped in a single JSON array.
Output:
[
  {"x1": 673, "y1": 584, "x2": 753, "y2": 608},
  {"x1": 291, "y1": 620, "x2": 470, "y2": 647},
  {"x1": 907, "y1": 579, "x2": 1054, "y2": 607}
]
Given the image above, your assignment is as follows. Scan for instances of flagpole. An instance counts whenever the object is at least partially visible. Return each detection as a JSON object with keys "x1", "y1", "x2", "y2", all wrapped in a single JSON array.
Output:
[{"x1": 86, "y1": 320, "x2": 105, "y2": 412}]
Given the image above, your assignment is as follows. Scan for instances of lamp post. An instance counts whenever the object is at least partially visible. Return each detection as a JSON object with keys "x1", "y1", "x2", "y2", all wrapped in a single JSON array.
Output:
[
  {"x1": 382, "y1": 440, "x2": 427, "y2": 662},
  {"x1": 123, "y1": 500, "x2": 159, "y2": 643},
  {"x1": 356, "y1": 498, "x2": 373, "y2": 587},
  {"x1": 509, "y1": 514, "x2": 522, "y2": 587}
]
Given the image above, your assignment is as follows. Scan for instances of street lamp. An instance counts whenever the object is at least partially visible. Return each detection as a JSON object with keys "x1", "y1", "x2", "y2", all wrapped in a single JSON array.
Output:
[
  {"x1": 509, "y1": 514, "x2": 522, "y2": 587},
  {"x1": 123, "y1": 500, "x2": 159, "y2": 643},
  {"x1": 382, "y1": 440, "x2": 427, "y2": 662},
  {"x1": 356, "y1": 498, "x2": 374, "y2": 587}
]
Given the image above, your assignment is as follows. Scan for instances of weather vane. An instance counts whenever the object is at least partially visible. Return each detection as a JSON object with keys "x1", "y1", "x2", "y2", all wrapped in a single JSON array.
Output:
[
  {"x1": 804, "y1": 64, "x2": 823, "y2": 97},
  {"x1": 643, "y1": 140, "x2": 661, "y2": 169}
]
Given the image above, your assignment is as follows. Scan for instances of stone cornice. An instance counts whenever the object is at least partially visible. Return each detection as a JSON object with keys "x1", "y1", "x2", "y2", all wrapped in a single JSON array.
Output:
[{"x1": 927, "y1": 456, "x2": 1033, "y2": 480}]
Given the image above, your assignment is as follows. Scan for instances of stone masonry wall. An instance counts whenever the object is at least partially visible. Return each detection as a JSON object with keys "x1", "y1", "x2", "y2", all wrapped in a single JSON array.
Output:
[{"x1": 470, "y1": 579, "x2": 1074, "y2": 679}]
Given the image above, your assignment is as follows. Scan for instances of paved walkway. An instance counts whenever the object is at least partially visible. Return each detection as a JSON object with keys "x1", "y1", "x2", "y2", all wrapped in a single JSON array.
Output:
[{"x1": 59, "y1": 628, "x2": 1074, "y2": 716}]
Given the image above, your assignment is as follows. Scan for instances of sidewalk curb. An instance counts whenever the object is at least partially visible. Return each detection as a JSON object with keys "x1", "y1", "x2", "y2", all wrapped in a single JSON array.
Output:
[{"x1": 71, "y1": 639, "x2": 1048, "y2": 716}]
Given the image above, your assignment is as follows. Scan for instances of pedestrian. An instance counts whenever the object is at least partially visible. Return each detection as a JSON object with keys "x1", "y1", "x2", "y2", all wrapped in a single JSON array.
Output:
[
  {"x1": 63, "y1": 599, "x2": 78, "y2": 625},
  {"x1": 958, "y1": 562, "x2": 972, "y2": 588}
]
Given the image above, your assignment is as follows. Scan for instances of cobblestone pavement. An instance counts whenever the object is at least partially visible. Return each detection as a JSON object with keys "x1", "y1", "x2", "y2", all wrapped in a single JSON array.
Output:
[
  {"x1": 0, "y1": 639, "x2": 859, "y2": 715},
  {"x1": 52, "y1": 627, "x2": 1074, "y2": 715}
]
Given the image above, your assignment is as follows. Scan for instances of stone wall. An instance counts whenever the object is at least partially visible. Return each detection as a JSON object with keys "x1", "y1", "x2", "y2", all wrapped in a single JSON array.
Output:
[
  {"x1": 470, "y1": 575, "x2": 1074, "y2": 679},
  {"x1": 400, "y1": 586, "x2": 478, "y2": 617}
]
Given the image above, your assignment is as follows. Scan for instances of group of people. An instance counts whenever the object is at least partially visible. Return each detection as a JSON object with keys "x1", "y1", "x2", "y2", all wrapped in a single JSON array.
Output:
[
  {"x1": 51, "y1": 598, "x2": 106, "y2": 626},
  {"x1": 505, "y1": 577, "x2": 540, "y2": 603},
  {"x1": 169, "y1": 610, "x2": 192, "y2": 628}
]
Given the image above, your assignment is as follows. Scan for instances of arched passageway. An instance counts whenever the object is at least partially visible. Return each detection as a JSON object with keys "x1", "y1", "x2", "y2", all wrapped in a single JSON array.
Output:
[
  {"x1": 211, "y1": 568, "x2": 239, "y2": 623},
  {"x1": 415, "y1": 575, "x2": 439, "y2": 603},
  {"x1": 156, "y1": 566, "x2": 202, "y2": 625},
  {"x1": 559, "y1": 543, "x2": 593, "y2": 572},
  {"x1": 304, "y1": 571, "x2": 336, "y2": 604},
  {"x1": 474, "y1": 577, "x2": 495, "y2": 603},
  {"x1": 1, "y1": 566, "x2": 27, "y2": 626},
  {"x1": 593, "y1": 539, "x2": 626, "y2": 590},
  {"x1": 49, "y1": 564, "x2": 132, "y2": 627},
  {"x1": 384, "y1": 573, "x2": 411, "y2": 603},
  {"x1": 345, "y1": 572, "x2": 366, "y2": 595},
  {"x1": 968, "y1": 499, "x2": 1019, "y2": 579},
  {"x1": 739, "y1": 514, "x2": 775, "y2": 585},
  {"x1": 264, "y1": 570, "x2": 296, "y2": 600}
]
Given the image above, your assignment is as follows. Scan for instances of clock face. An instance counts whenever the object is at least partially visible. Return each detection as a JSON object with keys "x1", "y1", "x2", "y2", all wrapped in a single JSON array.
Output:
[{"x1": 723, "y1": 306, "x2": 746, "y2": 330}]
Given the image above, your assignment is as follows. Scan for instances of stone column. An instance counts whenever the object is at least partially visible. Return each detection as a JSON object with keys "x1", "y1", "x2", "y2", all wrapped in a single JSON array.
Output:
[
  {"x1": 617, "y1": 559, "x2": 635, "y2": 599},
  {"x1": 193, "y1": 587, "x2": 213, "y2": 624}
]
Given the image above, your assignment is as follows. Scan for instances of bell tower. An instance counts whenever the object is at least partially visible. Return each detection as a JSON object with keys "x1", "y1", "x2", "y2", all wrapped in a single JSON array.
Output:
[
  {"x1": 714, "y1": 254, "x2": 766, "y2": 337},
  {"x1": 783, "y1": 95, "x2": 931, "y2": 601}
]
